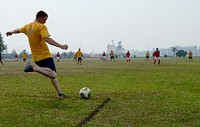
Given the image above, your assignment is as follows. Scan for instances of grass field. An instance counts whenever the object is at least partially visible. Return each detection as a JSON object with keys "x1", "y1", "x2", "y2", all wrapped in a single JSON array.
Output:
[{"x1": 0, "y1": 57, "x2": 200, "y2": 127}]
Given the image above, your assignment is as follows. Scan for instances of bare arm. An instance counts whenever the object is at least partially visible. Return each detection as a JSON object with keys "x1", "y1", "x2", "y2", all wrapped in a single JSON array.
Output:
[
  {"x1": 6, "y1": 29, "x2": 20, "y2": 36},
  {"x1": 45, "y1": 37, "x2": 68, "y2": 50}
]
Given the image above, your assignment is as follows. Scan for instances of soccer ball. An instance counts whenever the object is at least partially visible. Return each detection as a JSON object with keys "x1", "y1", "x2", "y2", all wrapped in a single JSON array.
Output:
[{"x1": 79, "y1": 87, "x2": 91, "y2": 99}]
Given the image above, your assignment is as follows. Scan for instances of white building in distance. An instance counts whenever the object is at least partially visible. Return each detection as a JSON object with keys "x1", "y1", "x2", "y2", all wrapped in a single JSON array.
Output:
[{"x1": 107, "y1": 40, "x2": 126, "y2": 58}]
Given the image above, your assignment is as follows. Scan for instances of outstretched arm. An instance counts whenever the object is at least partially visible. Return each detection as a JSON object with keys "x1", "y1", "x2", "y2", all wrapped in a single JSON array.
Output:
[
  {"x1": 45, "y1": 36, "x2": 68, "y2": 50},
  {"x1": 6, "y1": 29, "x2": 20, "y2": 36}
]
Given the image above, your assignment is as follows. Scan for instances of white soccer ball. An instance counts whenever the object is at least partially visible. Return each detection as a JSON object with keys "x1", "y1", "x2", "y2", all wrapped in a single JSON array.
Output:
[{"x1": 79, "y1": 87, "x2": 91, "y2": 99}]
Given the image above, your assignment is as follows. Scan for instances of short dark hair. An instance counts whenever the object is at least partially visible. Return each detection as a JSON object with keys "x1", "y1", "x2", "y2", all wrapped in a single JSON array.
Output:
[{"x1": 36, "y1": 11, "x2": 48, "y2": 18}]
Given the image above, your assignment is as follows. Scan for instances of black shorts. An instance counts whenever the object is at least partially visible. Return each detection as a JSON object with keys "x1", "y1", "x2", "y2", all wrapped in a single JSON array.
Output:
[
  {"x1": 78, "y1": 57, "x2": 82, "y2": 61},
  {"x1": 35, "y1": 58, "x2": 56, "y2": 72}
]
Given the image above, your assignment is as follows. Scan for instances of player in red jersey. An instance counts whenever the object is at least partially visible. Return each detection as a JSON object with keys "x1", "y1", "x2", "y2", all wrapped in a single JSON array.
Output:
[
  {"x1": 56, "y1": 52, "x2": 60, "y2": 62},
  {"x1": 102, "y1": 51, "x2": 107, "y2": 61},
  {"x1": 126, "y1": 50, "x2": 131, "y2": 62},
  {"x1": 15, "y1": 54, "x2": 18, "y2": 62},
  {"x1": 153, "y1": 48, "x2": 160, "y2": 65}
]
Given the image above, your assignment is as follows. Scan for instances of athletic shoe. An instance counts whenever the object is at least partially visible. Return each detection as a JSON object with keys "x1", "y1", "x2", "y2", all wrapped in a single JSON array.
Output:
[
  {"x1": 58, "y1": 93, "x2": 66, "y2": 99},
  {"x1": 24, "y1": 64, "x2": 33, "y2": 72}
]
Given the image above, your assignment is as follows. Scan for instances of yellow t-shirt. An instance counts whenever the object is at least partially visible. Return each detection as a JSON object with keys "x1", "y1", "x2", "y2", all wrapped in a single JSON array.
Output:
[
  {"x1": 18, "y1": 21, "x2": 52, "y2": 62},
  {"x1": 74, "y1": 53, "x2": 77, "y2": 58},
  {"x1": 146, "y1": 52, "x2": 149, "y2": 56},
  {"x1": 110, "y1": 52, "x2": 114, "y2": 57},
  {"x1": 22, "y1": 54, "x2": 27, "y2": 59},
  {"x1": 188, "y1": 52, "x2": 193, "y2": 57},
  {"x1": 76, "y1": 51, "x2": 83, "y2": 58}
]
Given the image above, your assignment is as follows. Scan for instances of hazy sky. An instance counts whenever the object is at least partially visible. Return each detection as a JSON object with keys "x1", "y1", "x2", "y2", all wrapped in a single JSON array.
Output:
[{"x1": 1, "y1": 0, "x2": 200, "y2": 54}]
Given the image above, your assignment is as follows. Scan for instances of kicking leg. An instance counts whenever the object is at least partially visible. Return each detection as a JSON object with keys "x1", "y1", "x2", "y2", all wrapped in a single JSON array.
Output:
[
  {"x1": 24, "y1": 64, "x2": 65, "y2": 98},
  {"x1": 33, "y1": 66, "x2": 56, "y2": 79},
  {"x1": 33, "y1": 67, "x2": 62, "y2": 91}
]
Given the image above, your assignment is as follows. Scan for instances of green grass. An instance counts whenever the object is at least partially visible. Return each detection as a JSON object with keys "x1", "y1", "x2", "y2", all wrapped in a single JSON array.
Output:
[{"x1": 0, "y1": 57, "x2": 200, "y2": 127}]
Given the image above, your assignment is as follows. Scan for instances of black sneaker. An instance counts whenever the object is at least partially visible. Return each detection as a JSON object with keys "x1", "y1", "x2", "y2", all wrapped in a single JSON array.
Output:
[
  {"x1": 58, "y1": 93, "x2": 66, "y2": 99},
  {"x1": 24, "y1": 64, "x2": 33, "y2": 72}
]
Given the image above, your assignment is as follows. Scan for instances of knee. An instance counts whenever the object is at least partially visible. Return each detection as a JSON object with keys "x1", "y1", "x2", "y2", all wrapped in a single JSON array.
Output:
[{"x1": 50, "y1": 71, "x2": 57, "y2": 79}]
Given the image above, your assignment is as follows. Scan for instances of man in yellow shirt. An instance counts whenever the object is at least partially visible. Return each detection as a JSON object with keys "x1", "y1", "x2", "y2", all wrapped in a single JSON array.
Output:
[
  {"x1": 22, "y1": 53, "x2": 27, "y2": 63},
  {"x1": 76, "y1": 48, "x2": 83, "y2": 65},
  {"x1": 145, "y1": 51, "x2": 150, "y2": 61},
  {"x1": 110, "y1": 50, "x2": 115, "y2": 61},
  {"x1": 73, "y1": 52, "x2": 77, "y2": 62},
  {"x1": 188, "y1": 51, "x2": 193, "y2": 62},
  {"x1": 6, "y1": 11, "x2": 68, "y2": 98}
]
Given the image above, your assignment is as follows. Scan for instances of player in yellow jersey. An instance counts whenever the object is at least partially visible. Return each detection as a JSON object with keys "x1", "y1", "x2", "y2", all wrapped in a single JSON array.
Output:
[
  {"x1": 22, "y1": 53, "x2": 27, "y2": 63},
  {"x1": 6, "y1": 11, "x2": 68, "y2": 99},
  {"x1": 145, "y1": 51, "x2": 149, "y2": 61},
  {"x1": 109, "y1": 50, "x2": 115, "y2": 61},
  {"x1": 73, "y1": 53, "x2": 77, "y2": 62},
  {"x1": 76, "y1": 48, "x2": 83, "y2": 65},
  {"x1": 188, "y1": 51, "x2": 193, "y2": 62}
]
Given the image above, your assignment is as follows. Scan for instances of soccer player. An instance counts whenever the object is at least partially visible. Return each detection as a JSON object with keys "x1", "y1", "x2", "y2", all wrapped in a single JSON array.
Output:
[
  {"x1": 145, "y1": 51, "x2": 149, "y2": 61},
  {"x1": 76, "y1": 48, "x2": 83, "y2": 65},
  {"x1": 56, "y1": 52, "x2": 60, "y2": 62},
  {"x1": 22, "y1": 53, "x2": 27, "y2": 63},
  {"x1": 102, "y1": 51, "x2": 107, "y2": 61},
  {"x1": 6, "y1": 10, "x2": 68, "y2": 98},
  {"x1": 15, "y1": 54, "x2": 18, "y2": 62},
  {"x1": 0, "y1": 52, "x2": 3, "y2": 65},
  {"x1": 73, "y1": 52, "x2": 77, "y2": 62},
  {"x1": 110, "y1": 50, "x2": 115, "y2": 61},
  {"x1": 153, "y1": 48, "x2": 160, "y2": 65},
  {"x1": 188, "y1": 51, "x2": 193, "y2": 62},
  {"x1": 126, "y1": 50, "x2": 130, "y2": 62}
]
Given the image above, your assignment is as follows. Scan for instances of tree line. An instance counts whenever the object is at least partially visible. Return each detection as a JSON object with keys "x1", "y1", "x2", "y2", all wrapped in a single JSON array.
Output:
[{"x1": 0, "y1": 32, "x2": 198, "y2": 59}]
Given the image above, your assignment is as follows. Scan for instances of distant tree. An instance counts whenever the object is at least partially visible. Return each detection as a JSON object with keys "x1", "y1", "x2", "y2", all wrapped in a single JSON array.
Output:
[
  {"x1": 67, "y1": 51, "x2": 74, "y2": 58},
  {"x1": 171, "y1": 47, "x2": 177, "y2": 57},
  {"x1": 10, "y1": 49, "x2": 17, "y2": 58},
  {"x1": 176, "y1": 50, "x2": 187, "y2": 57},
  {"x1": 0, "y1": 32, "x2": 7, "y2": 52},
  {"x1": 61, "y1": 52, "x2": 68, "y2": 58}
]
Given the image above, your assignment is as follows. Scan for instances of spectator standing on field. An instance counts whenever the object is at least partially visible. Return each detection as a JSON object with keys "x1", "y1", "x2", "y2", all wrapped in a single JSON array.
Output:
[{"x1": 6, "y1": 10, "x2": 68, "y2": 98}]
